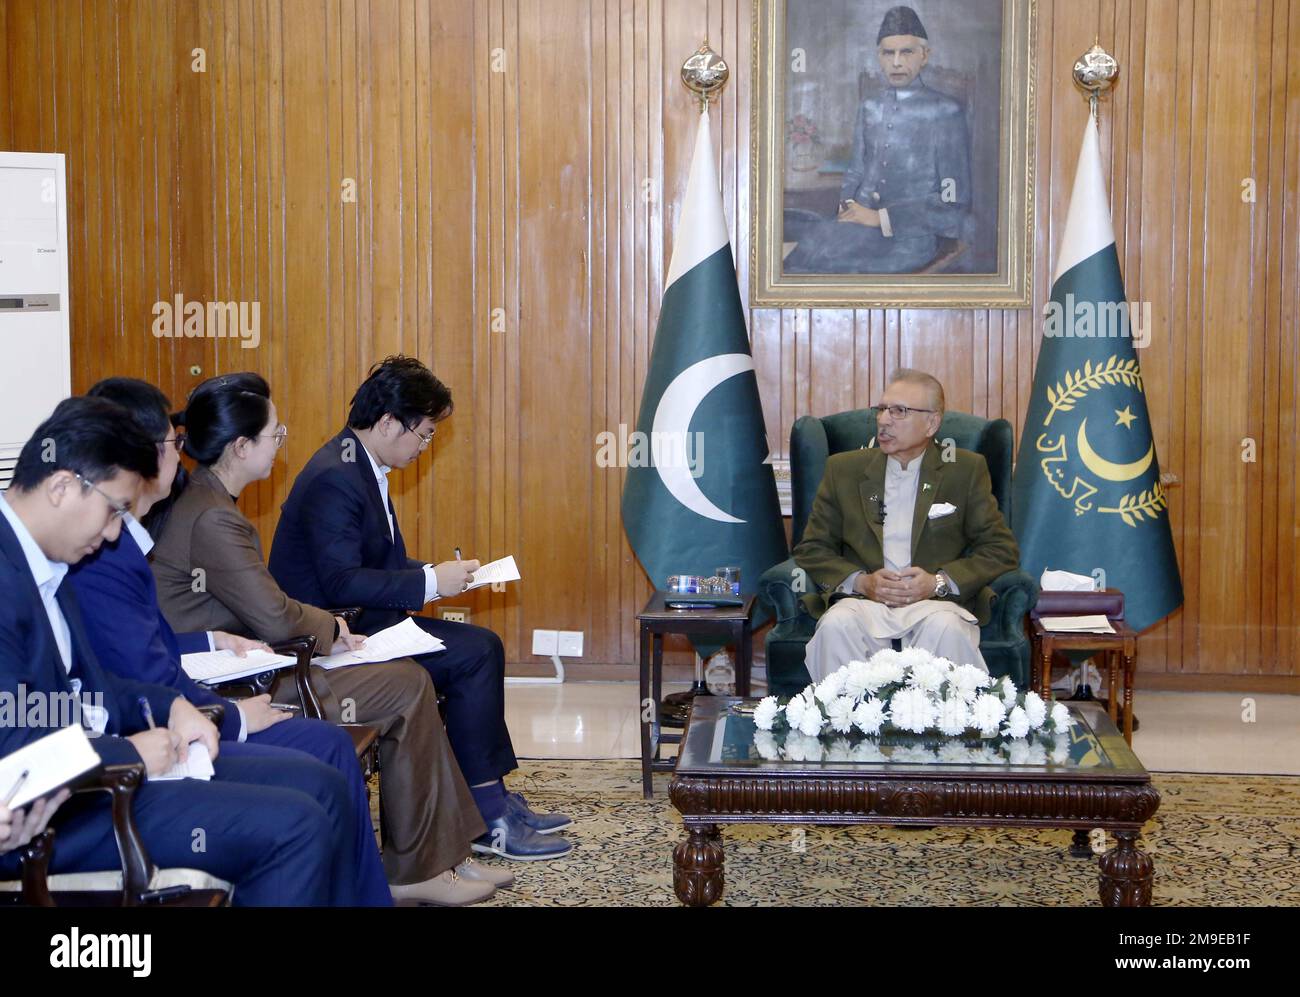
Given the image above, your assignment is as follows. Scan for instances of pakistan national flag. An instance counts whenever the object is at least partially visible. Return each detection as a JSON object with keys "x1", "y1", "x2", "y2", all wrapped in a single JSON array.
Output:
[
  {"x1": 620, "y1": 108, "x2": 788, "y2": 602},
  {"x1": 1013, "y1": 116, "x2": 1182, "y2": 631}
]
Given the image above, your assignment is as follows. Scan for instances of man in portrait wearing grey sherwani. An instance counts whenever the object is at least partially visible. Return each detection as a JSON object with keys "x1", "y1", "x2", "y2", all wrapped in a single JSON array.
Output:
[{"x1": 785, "y1": 5, "x2": 972, "y2": 275}]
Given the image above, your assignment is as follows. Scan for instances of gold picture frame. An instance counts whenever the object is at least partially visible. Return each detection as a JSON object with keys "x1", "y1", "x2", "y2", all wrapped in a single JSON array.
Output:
[{"x1": 751, "y1": 0, "x2": 1036, "y2": 308}]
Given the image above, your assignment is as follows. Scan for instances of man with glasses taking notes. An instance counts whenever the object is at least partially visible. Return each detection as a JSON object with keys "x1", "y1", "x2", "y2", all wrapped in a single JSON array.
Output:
[
  {"x1": 268, "y1": 356, "x2": 571, "y2": 861},
  {"x1": 793, "y1": 369, "x2": 1020, "y2": 681}
]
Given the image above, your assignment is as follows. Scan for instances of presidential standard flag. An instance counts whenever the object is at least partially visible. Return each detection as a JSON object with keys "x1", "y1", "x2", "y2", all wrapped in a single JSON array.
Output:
[
  {"x1": 620, "y1": 108, "x2": 788, "y2": 599},
  {"x1": 1012, "y1": 116, "x2": 1182, "y2": 631}
]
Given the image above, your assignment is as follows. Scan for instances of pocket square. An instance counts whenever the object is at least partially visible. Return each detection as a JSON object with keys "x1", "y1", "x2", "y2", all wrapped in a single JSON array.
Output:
[{"x1": 927, "y1": 502, "x2": 957, "y2": 519}]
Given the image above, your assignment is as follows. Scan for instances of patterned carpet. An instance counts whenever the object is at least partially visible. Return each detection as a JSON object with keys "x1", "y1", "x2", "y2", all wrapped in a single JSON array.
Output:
[{"x1": 452, "y1": 760, "x2": 1300, "y2": 907}]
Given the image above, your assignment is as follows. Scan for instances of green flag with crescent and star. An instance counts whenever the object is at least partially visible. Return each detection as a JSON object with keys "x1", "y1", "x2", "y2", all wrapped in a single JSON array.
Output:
[
  {"x1": 620, "y1": 107, "x2": 788, "y2": 605},
  {"x1": 1012, "y1": 115, "x2": 1182, "y2": 632}
]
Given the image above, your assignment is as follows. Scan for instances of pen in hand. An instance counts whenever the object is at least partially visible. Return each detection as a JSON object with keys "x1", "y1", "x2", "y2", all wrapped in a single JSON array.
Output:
[
  {"x1": 2, "y1": 769, "x2": 29, "y2": 807},
  {"x1": 138, "y1": 696, "x2": 157, "y2": 730},
  {"x1": 454, "y1": 546, "x2": 462, "y2": 562}
]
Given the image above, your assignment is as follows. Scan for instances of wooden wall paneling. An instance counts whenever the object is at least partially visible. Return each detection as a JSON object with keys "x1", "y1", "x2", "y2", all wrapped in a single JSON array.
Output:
[{"x1": 3, "y1": 0, "x2": 1297, "y2": 681}]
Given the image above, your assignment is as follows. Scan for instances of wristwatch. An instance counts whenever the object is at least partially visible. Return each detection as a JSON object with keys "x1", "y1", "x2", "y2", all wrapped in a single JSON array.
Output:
[
  {"x1": 933, "y1": 572, "x2": 950, "y2": 598},
  {"x1": 838, "y1": 197, "x2": 857, "y2": 213}
]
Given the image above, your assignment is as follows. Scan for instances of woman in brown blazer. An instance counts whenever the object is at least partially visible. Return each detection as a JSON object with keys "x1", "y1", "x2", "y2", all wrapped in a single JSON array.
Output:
[{"x1": 150, "y1": 372, "x2": 511, "y2": 906}]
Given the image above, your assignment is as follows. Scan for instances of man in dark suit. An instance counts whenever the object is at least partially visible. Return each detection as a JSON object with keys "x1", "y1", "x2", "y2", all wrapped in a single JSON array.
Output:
[
  {"x1": 794, "y1": 369, "x2": 1021, "y2": 681},
  {"x1": 0, "y1": 397, "x2": 368, "y2": 905},
  {"x1": 269, "y1": 356, "x2": 570, "y2": 861}
]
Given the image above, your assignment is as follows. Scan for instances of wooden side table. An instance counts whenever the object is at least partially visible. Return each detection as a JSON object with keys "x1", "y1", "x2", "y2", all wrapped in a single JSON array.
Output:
[
  {"x1": 1031, "y1": 616, "x2": 1138, "y2": 744},
  {"x1": 637, "y1": 592, "x2": 755, "y2": 799}
]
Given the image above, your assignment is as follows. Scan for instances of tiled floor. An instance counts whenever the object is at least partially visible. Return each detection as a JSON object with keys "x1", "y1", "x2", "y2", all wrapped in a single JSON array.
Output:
[{"x1": 504, "y1": 681, "x2": 1300, "y2": 775}]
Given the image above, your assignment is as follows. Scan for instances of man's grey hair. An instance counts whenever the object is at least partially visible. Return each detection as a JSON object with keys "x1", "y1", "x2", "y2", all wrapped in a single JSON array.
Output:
[{"x1": 887, "y1": 368, "x2": 945, "y2": 415}]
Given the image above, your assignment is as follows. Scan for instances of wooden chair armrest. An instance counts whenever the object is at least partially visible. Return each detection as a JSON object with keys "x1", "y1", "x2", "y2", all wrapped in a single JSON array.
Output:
[
  {"x1": 327, "y1": 607, "x2": 362, "y2": 627},
  {"x1": 71, "y1": 763, "x2": 153, "y2": 906},
  {"x1": 268, "y1": 634, "x2": 325, "y2": 720},
  {"x1": 18, "y1": 829, "x2": 56, "y2": 906}
]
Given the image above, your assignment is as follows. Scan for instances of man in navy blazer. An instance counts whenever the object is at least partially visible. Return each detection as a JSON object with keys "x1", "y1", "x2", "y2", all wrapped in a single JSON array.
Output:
[
  {"x1": 269, "y1": 356, "x2": 571, "y2": 860},
  {"x1": 0, "y1": 397, "x2": 371, "y2": 905}
]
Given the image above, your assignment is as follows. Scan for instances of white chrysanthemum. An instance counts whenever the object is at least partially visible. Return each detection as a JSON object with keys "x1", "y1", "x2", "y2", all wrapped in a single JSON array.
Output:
[
  {"x1": 999, "y1": 675, "x2": 1018, "y2": 708},
  {"x1": 753, "y1": 730, "x2": 780, "y2": 760},
  {"x1": 797, "y1": 702, "x2": 825, "y2": 737},
  {"x1": 1026, "y1": 742, "x2": 1048, "y2": 766},
  {"x1": 949, "y1": 663, "x2": 992, "y2": 702},
  {"x1": 888, "y1": 687, "x2": 934, "y2": 734},
  {"x1": 1006, "y1": 738, "x2": 1031, "y2": 765},
  {"x1": 842, "y1": 659, "x2": 874, "y2": 699},
  {"x1": 785, "y1": 732, "x2": 824, "y2": 762},
  {"x1": 972, "y1": 693, "x2": 1006, "y2": 737},
  {"x1": 936, "y1": 696, "x2": 971, "y2": 737},
  {"x1": 866, "y1": 648, "x2": 907, "y2": 686},
  {"x1": 1003, "y1": 705, "x2": 1031, "y2": 740},
  {"x1": 815, "y1": 672, "x2": 846, "y2": 705},
  {"x1": 967, "y1": 744, "x2": 1002, "y2": 765},
  {"x1": 826, "y1": 695, "x2": 855, "y2": 734},
  {"x1": 753, "y1": 695, "x2": 780, "y2": 731},
  {"x1": 1050, "y1": 701, "x2": 1075, "y2": 731},
  {"x1": 852, "y1": 698, "x2": 887, "y2": 736},
  {"x1": 907, "y1": 657, "x2": 950, "y2": 694},
  {"x1": 1023, "y1": 690, "x2": 1047, "y2": 729},
  {"x1": 783, "y1": 694, "x2": 808, "y2": 729},
  {"x1": 895, "y1": 645, "x2": 936, "y2": 671}
]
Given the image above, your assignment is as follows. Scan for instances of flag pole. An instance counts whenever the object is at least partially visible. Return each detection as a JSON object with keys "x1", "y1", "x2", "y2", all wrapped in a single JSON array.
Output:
[
  {"x1": 1061, "y1": 41, "x2": 1120, "y2": 703},
  {"x1": 657, "y1": 40, "x2": 734, "y2": 723}
]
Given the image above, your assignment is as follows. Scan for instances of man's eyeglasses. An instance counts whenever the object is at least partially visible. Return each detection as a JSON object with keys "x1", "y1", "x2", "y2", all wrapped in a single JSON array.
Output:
[
  {"x1": 74, "y1": 472, "x2": 131, "y2": 521},
  {"x1": 258, "y1": 425, "x2": 289, "y2": 450},
  {"x1": 157, "y1": 434, "x2": 186, "y2": 454},
  {"x1": 871, "y1": 403, "x2": 937, "y2": 420},
  {"x1": 407, "y1": 424, "x2": 435, "y2": 451}
]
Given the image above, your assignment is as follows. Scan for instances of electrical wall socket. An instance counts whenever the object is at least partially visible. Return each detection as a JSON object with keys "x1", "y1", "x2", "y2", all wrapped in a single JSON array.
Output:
[
  {"x1": 441, "y1": 607, "x2": 469, "y2": 624},
  {"x1": 531, "y1": 629, "x2": 558, "y2": 655},
  {"x1": 557, "y1": 630, "x2": 584, "y2": 657}
]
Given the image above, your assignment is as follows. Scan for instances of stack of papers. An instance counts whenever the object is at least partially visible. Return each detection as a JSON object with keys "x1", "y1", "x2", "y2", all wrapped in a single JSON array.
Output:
[
  {"x1": 464, "y1": 555, "x2": 521, "y2": 591},
  {"x1": 182, "y1": 648, "x2": 296, "y2": 686},
  {"x1": 1040, "y1": 615, "x2": 1115, "y2": 634},
  {"x1": 314, "y1": 617, "x2": 446, "y2": 670},
  {"x1": 151, "y1": 742, "x2": 215, "y2": 782},
  {"x1": 0, "y1": 726, "x2": 101, "y2": 809}
]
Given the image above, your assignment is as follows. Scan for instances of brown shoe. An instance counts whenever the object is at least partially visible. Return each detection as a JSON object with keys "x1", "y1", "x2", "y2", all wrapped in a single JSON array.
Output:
[
  {"x1": 455, "y1": 857, "x2": 515, "y2": 889},
  {"x1": 390, "y1": 870, "x2": 495, "y2": 906}
]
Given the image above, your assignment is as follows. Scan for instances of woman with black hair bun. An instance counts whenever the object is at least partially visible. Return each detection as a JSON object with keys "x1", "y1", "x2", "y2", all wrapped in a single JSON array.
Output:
[{"x1": 149, "y1": 373, "x2": 506, "y2": 905}]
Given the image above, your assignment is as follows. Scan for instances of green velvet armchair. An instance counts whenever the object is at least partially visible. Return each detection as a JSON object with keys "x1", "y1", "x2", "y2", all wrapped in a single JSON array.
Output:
[{"x1": 758, "y1": 408, "x2": 1039, "y2": 697}]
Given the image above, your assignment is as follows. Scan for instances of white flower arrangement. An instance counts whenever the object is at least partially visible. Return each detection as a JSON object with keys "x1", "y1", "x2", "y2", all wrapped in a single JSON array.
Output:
[{"x1": 751, "y1": 647, "x2": 1075, "y2": 745}]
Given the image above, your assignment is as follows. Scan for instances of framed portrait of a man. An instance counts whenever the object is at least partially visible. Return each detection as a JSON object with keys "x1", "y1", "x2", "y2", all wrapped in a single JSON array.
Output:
[{"x1": 751, "y1": 0, "x2": 1036, "y2": 308}]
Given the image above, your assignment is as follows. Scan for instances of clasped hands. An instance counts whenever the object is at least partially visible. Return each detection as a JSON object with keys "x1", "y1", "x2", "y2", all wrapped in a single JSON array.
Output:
[
  {"x1": 837, "y1": 200, "x2": 881, "y2": 227},
  {"x1": 855, "y1": 566, "x2": 937, "y2": 608}
]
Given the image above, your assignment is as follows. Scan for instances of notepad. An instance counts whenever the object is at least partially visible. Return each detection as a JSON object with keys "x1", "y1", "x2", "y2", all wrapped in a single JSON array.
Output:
[
  {"x1": 0, "y1": 725, "x2": 101, "y2": 810},
  {"x1": 182, "y1": 648, "x2": 297, "y2": 686},
  {"x1": 463, "y1": 554, "x2": 521, "y2": 592},
  {"x1": 313, "y1": 617, "x2": 446, "y2": 670},
  {"x1": 150, "y1": 741, "x2": 215, "y2": 782},
  {"x1": 1040, "y1": 615, "x2": 1115, "y2": 634}
]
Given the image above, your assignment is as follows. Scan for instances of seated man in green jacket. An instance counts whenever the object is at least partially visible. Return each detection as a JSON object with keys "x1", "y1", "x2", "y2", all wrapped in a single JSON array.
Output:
[{"x1": 793, "y1": 369, "x2": 1020, "y2": 681}]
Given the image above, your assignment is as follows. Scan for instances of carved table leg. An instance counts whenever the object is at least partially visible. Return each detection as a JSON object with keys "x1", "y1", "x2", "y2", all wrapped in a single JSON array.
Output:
[
  {"x1": 1098, "y1": 830, "x2": 1154, "y2": 907},
  {"x1": 1069, "y1": 828, "x2": 1093, "y2": 858},
  {"x1": 673, "y1": 823, "x2": 724, "y2": 907}
]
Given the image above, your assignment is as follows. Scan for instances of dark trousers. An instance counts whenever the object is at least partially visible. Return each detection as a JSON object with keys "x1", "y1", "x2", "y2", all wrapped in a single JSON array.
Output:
[
  {"x1": 407, "y1": 617, "x2": 517, "y2": 785},
  {"x1": 246, "y1": 717, "x2": 391, "y2": 905},
  {"x1": 35, "y1": 744, "x2": 367, "y2": 906}
]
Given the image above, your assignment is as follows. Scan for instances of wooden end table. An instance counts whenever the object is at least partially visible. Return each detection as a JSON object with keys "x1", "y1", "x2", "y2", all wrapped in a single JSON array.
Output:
[
  {"x1": 637, "y1": 592, "x2": 755, "y2": 799},
  {"x1": 669, "y1": 696, "x2": 1160, "y2": 908},
  {"x1": 1031, "y1": 617, "x2": 1138, "y2": 744}
]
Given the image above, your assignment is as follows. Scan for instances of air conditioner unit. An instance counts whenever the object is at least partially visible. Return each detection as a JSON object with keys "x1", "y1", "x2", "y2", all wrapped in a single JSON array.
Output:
[{"x1": 0, "y1": 152, "x2": 70, "y2": 490}]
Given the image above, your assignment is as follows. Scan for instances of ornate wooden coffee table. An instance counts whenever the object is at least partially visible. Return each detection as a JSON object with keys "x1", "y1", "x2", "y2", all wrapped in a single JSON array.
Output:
[{"x1": 668, "y1": 697, "x2": 1160, "y2": 907}]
